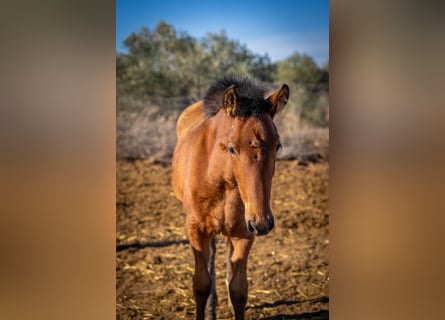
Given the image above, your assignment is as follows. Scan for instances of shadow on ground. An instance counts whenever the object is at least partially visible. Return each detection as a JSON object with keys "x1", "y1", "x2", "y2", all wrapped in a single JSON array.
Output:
[
  {"x1": 259, "y1": 309, "x2": 328, "y2": 320},
  {"x1": 116, "y1": 240, "x2": 189, "y2": 252}
]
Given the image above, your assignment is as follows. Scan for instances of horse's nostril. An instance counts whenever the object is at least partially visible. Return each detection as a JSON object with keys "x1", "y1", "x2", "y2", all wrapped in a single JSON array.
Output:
[{"x1": 247, "y1": 220, "x2": 257, "y2": 234}]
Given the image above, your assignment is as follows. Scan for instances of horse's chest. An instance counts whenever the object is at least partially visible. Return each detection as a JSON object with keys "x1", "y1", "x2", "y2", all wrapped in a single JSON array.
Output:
[{"x1": 201, "y1": 188, "x2": 244, "y2": 233}]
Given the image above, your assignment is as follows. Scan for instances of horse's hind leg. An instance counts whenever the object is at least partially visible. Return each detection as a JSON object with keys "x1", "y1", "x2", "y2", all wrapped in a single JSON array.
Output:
[
  {"x1": 206, "y1": 236, "x2": 217, "y2": 320},
  {"x1": 225, "y1": 237, "x2": 254, "y2": 320}
]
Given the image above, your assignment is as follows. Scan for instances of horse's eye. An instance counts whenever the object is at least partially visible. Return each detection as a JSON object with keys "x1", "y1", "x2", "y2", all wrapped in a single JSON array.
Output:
[
  {"x1": 228, "y1": 146, "x2": 237, "y2": 157},
  {"x1": 276, "y1": 143, "x2": 283, "y2": 152}
]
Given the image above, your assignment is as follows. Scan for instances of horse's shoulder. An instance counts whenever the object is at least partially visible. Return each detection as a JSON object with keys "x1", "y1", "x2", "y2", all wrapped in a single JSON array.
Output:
[{"x1": 176, "y1": 101, "x2": 205, "y2": 141}]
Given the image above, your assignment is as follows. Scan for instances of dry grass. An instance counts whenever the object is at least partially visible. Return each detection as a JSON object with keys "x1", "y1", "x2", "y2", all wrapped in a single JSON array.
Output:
[
  {"x1": 116, "y1": 105, "x2": 329, "y2": 163},
  {"x1": 117, "y1": 107, "x2": 179, "y2": 162},
  {"x1": 275, "y1": 109, "x2": 329, "y2": 161}
]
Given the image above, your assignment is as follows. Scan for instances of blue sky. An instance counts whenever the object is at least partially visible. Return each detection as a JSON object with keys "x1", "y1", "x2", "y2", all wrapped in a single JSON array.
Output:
[{"x1": 116, "y1": 0, "x2": 329, "y2": 66}]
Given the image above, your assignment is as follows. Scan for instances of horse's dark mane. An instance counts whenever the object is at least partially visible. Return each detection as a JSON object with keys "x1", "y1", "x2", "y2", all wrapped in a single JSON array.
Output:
[{"x1": 203, "y1": 76, "x2": 271, "y2": 118}]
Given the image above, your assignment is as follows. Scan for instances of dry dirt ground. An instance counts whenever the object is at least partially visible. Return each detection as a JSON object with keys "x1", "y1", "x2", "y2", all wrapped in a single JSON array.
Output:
[{"x1": 117, "y1": 159, "x2": 329, "y2": 320}]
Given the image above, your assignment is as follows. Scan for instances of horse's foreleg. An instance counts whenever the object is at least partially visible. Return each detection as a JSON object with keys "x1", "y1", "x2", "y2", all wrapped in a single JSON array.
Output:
[
  {"x1": 206, "y1": 236, "x2": 217, "y2": 320},
  {"x1": 225, "y1": 236, "x2": 234, "y2": 309},
  {"x1": 226, "y1": 237, "x2": 254, "y2": 320},
  {"x1": 188, "y1": 228, "x2": 213, "y2": 320}
]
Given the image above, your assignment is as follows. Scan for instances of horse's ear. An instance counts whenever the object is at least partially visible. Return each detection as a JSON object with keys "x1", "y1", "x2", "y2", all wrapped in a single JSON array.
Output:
[
  {"x1": 267, "y1": 84, "x2": 289, "y2": 118},
  {"x1": 223, "y1": 85, "x2": 239, "y2": 117}
]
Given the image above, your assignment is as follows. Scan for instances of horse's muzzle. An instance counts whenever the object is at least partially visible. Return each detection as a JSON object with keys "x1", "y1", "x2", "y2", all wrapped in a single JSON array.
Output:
[{"x1": 247, "y1": 215, "x2": 274, "y2": 236}]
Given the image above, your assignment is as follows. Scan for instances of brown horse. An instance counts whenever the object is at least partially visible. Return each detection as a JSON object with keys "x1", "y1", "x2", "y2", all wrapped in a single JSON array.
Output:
[{"x1": 172, "y1": 76, "x2": 289, "y2": 319}]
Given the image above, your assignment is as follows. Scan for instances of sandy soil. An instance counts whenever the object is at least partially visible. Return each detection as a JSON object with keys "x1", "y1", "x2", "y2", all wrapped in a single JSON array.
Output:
[{"x1": 117, "y1": 159, "x2": 329, "y2": 319}]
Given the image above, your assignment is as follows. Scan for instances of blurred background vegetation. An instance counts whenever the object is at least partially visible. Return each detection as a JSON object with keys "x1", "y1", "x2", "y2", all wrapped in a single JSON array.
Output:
[{"x1": 117, "y1": 22, "x2": 329, "y2": 161}]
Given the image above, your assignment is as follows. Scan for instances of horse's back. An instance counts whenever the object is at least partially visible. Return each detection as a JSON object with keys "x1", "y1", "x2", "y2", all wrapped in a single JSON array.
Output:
[
  {"x1": 176, "y1": 101, "x2": 205, "y2": 141},
  {"x1": 172, "y1": 101, "x2": 206, "y2": 201}
]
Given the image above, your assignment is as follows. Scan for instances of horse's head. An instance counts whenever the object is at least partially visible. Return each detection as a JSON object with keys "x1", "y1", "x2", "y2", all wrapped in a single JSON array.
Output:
[{"x1": 220, "y1": 83, "x2": 289, "y2": 236}]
